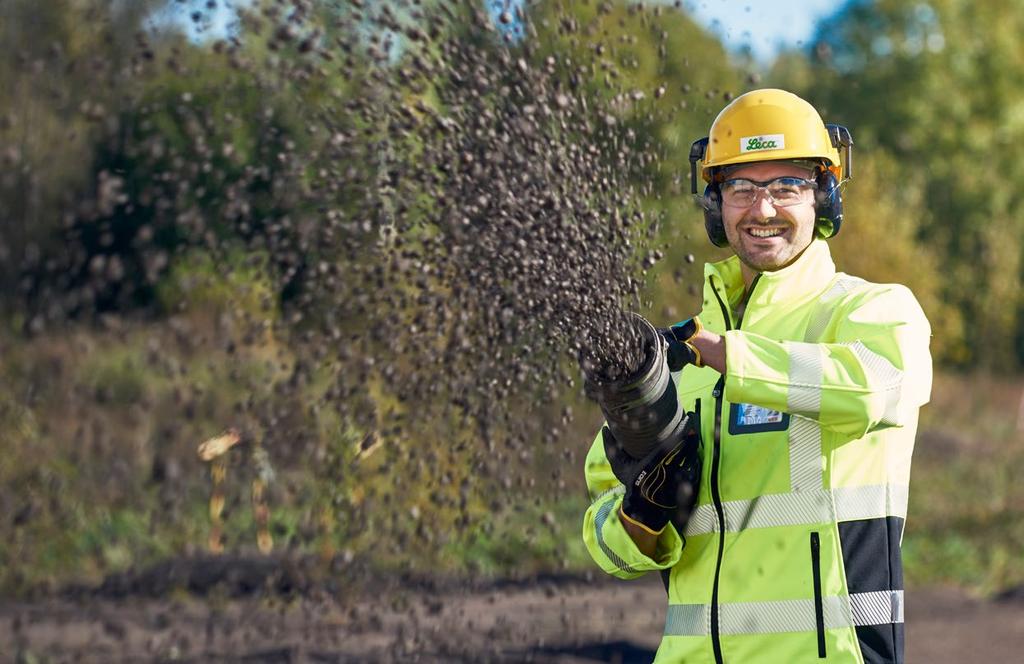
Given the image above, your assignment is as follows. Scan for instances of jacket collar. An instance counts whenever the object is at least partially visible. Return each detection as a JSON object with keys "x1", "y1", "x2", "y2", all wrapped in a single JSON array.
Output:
[{"x1": 704, "y1": 239, "x2": 837, "y2": 313}]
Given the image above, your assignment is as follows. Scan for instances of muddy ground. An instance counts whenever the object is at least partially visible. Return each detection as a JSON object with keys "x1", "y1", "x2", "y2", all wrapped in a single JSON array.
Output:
[{"x1": 2, "y1": 559, "x2": 1023, "y2": 663}]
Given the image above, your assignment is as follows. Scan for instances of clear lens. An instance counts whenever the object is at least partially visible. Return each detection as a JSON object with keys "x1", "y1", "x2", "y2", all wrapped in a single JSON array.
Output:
[{"x1": 721, "y1": 176, "x2": 817, "y2": 208}]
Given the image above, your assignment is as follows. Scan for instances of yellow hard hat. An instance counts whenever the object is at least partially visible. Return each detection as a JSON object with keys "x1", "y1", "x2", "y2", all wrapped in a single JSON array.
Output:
[
  {"x1": 698, "y1": 89, "x2": 844, "y2": 182},
  {"x1": 688, "y1": 89, "x2": 854, "y2": 247}
]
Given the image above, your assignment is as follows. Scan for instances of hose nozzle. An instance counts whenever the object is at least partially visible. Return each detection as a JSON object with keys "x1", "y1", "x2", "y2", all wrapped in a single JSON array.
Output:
[{"x1": 583, "y1": 314, "x2": 686, "y2": 459}]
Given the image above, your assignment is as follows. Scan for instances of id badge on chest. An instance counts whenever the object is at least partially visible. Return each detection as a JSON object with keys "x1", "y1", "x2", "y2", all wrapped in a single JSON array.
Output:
[{"x1": 728, "y1": 402, "x2": 790, "y2": 435}]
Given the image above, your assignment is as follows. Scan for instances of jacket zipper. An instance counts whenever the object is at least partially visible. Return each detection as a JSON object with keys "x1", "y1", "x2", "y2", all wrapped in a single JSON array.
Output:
[
  {"x1": 811, "y1": 532, "x2": 826, "y2": 658},
  {"x1": 707, "y1": 274, "x2": 760, "y2": 664},
  {"x1": 662, "y1": 397, "x2": 705, "y2": 596}
]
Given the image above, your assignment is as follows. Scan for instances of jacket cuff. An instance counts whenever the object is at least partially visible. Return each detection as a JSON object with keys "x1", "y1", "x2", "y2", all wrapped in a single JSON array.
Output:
[{"x1": 583, "y1": 492, "x2": 682, "y2": 576}]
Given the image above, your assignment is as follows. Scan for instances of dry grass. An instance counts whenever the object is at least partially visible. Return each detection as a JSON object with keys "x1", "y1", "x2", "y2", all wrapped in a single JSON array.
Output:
[{"x1": 905, "y1": 373, "x2": 1024, "y2": 595}]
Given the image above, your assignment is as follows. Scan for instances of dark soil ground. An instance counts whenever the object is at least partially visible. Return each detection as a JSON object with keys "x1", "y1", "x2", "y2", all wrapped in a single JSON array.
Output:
[{"x1": 2, "y1": 559, "x2": 1023, "y2": 663}]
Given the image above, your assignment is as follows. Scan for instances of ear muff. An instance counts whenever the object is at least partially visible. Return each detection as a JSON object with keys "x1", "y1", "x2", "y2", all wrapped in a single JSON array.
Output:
[
  {"x1": 702, "y1": 183, "x2": 729, "y2": 248},
  {"x1": 813, "y1": 168, "x2": 843, "y2": 239},
  {"x1": 691, "y1": 137, "x2": 729, "y2": 247}
]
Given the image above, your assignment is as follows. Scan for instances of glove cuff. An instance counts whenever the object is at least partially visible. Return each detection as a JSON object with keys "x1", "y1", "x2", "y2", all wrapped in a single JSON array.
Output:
[
  {"x1": 667, "y1": 316, "x2": 702, "y2": 343},
  {"x1": 661, "y1": 316, "x2": 704, "y2": 370},
  {"x1": 670, "y1": 317, "x2": 704, "y2": 368},
  {"x1": 684, "y1": 340, "x2": 702, "y2": 368},
  {"x1": 620, "y1": 494, "x2": 671, "y2": 535}
]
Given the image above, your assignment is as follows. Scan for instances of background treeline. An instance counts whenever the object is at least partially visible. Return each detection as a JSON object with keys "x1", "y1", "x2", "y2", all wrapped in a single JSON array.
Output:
[{"x1": 0, "y1": 0, "x2": 1020, "y2": 597}]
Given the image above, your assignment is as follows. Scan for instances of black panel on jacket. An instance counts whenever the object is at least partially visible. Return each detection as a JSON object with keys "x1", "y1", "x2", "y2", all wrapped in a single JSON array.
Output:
[
  {"x1": 839, "y1": 516, "x2": 906, "y2": 663},
  {"x1": 856, "y1": 624, "x2": 905, "y2": 664},
  {"x1": 838, "y1": 516, "x2": 905, "y2": 593}
]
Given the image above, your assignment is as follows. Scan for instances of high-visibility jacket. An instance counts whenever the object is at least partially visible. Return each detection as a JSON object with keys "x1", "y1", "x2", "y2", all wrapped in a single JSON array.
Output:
[{"x1": 582, "y1": 239, "x2": 932, "y2": 663}]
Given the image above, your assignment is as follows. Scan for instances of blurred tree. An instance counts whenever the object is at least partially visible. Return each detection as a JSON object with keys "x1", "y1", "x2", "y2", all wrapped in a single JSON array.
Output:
[
  {"x1": 1, "y1": 0, "x2": 389, "y2": 323},
  {"x1": 780, "y1": 0, "x2": 1024, "y2": 368},
  {"x1": 0, "y1": 0, "x2": 161, "y2": 315}
]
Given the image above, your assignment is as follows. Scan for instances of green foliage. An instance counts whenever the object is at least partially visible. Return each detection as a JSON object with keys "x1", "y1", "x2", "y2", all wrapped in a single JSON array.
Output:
[
  {"x1": 529, "y1": 2, "x2": 747, "y2": 193},
  {"x1": 79, "y1": 347, "x2": 149, "y2": 406},
  {"x1": 73, "y1": 509, "x2": 167, "y2": 573},
  {"x1": 154, "y1": 249, "x2": 277, "y2": 317},
  {"x1": 449, "y1": 495, "x2": 592, "y2": 575},
  {"x1": 0, "y1": 0, "x2": 164, "y2": 297}
]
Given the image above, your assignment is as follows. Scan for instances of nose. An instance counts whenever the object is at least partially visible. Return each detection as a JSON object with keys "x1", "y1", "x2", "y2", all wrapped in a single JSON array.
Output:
[{"x1": 748, "y1": 188, "x2": 778, "y2": 220}]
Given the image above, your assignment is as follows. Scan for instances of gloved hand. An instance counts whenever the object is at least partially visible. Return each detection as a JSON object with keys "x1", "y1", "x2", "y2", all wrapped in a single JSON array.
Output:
[
  {"x1": 658, "y1": 317, "x2": 703, "y2": 371},
  {"x1": 602, "y1": 412, "x2": 702, "y2": 535}
]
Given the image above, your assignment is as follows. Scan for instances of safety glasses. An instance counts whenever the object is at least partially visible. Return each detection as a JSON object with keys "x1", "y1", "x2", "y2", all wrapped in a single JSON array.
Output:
[{"x1": 720, "y1": 176, "x2": 818, "y2": 208}]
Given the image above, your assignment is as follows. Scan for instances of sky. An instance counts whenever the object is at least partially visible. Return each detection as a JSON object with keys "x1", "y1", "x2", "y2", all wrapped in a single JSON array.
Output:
[
  {"x1": 682, "y1": 0, "x2": 843, "y2": 62},
  {"x1": 163, "y1": 0, "x2": 843, "y2": 64},
  {"x1": 485, "y1": 1, "x2": 843, "y2": 62}
]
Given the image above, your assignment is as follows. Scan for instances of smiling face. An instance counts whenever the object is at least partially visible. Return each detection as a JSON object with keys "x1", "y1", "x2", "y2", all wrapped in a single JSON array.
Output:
[{"x1": 720, "y1": 161, "x2": 818, "y2": 279}]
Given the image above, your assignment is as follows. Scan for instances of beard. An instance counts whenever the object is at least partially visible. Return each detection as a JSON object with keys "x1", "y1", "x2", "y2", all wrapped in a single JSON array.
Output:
[{"x1": 730, "y1": 231, "x2": 814, "y2": 273}]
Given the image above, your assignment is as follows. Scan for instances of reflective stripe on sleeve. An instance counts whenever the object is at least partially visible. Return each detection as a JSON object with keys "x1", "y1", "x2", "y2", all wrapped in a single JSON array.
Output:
[
  {"x1": 798, "y1": 277, "x2": 906, "y2": 433},
  {"x1": 786, "y1": 342, "x2": 824, "y2": 420},
  {"x1": 683, "y1": 484, "x2": 908, "y2": 536},
  {"x1": 593, "y1": 489, "x2": 638, "y2": 574},
  {"x1": 664, "y1": 590, "x2": 903, "y2": 636},
  {"x1": 846, "y1": 341, "x2": 904, "y2": 431},
  {"x1": 591, "y1": 484, "x2": 624, "y2": 504}
]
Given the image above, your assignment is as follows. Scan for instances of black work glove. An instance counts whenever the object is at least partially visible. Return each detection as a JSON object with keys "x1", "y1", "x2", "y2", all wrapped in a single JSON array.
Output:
[
  {"x1": 602, "y1": 412, "x2": 702, "y2": 535},
  {"x1": 658, "y1": 317, "x2": 703, "y2": 371}
]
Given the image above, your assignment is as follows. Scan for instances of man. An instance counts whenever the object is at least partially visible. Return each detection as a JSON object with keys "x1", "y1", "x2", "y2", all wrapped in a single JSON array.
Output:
[{"x1": 581, "y1": 89, "x2": 933, "y2": 663}]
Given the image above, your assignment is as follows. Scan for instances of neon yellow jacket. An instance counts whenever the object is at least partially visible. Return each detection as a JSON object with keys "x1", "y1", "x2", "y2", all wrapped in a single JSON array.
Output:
[{"x1": 582, "y1": 240, "x2": 932, "y2": 663}]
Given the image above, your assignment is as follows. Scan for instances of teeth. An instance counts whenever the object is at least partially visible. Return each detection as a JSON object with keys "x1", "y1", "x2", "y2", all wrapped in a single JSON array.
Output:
[{"x1": 749, "y1": 228, "x2": 784, "y2": 238}]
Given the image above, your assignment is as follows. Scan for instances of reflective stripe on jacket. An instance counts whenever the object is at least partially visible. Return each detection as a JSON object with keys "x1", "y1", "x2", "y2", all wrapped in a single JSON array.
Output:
[{"x1": 582, "y1": 240, "x2": 932, "y2": 663}]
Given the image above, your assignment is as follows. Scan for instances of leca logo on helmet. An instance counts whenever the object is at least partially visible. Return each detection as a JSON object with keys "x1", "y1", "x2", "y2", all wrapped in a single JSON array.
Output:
[{"x1": 740, "y1": 134, "x2": 785, "y2": 153}]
